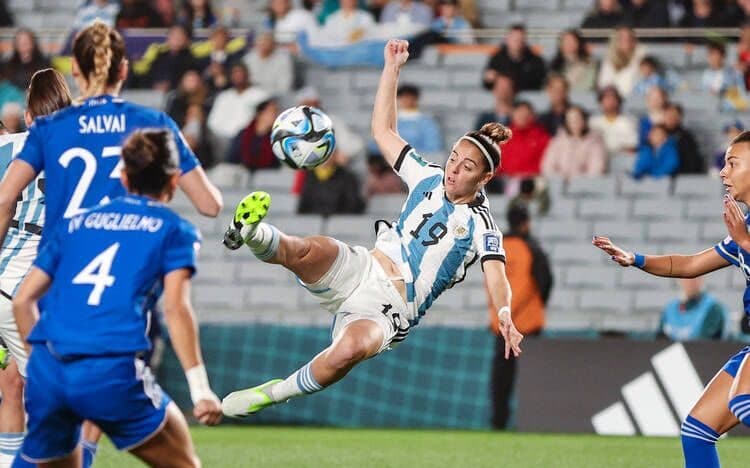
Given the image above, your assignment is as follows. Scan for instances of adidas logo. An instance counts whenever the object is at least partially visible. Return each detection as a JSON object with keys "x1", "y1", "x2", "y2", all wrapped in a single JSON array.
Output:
[
  {"x1": 591, "y1": 343, "x2": 704, "y2": 437},
  {"x1": 423, "y1": 191, "x2": 432, "y2": 200}
]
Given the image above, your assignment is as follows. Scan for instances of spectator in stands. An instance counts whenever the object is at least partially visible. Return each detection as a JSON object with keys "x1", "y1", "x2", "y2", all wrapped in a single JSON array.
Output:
[
  {"x1": 0, "y1": 69, "x2": 24, "y2": 110},
  {"x1": 297, "y1": 150, "x2": 366, "y2": 215},
  {"x1": 0, "y1": 0, "x2": 13, "y2": 27},
  {"x1": 265, "y1": 0, "x2": 318, "y2": 43},
  {"x1": 1, "y1": 102, "x2": 23, "y2": 133},
  {"x1": 227, "y1": 98, "x2": 281, "y2": 172},
  {"x1": 659, "y1": 278, "x2": 727, "y2": 341},
  {"x1": 622, "y1": 0, "x2": 671, "y2": 28},
  {"x1": 482, "y1": 24, "x2": 546, "y2": 91},
  {"x1": 713, "y1": 119, "x2": 744, "y2": 173},
  {"x1": 322, "y1": 0, "x2": 376, "y2": 44},
  {"x1": 365, "y1": 153, "x2": 405, "y2": 196},
  {"x1": 538, "y1": 74, "x2": 571, "y2": 136},
  {"x1": 181, "y1": 104, "x2": 216, "y2": 169},
  {"x1": 498, "y1": 101, "x2": 550, "y2": 178},
  {"x1": 394, "y1": 84, "x2": 443, "y2": 153},
  {"x1": 702, "y1": 41, "x2": 749, "y2": 111},
  {"x1": 431, "y1": 0, "x2": 474, "y2": 44},
  {"x1": 490, "y1": 203, "x2": 552, "y2": 430},
  {"x1": 165, "y1": 70, "x2": 212, "y2": 128},
  {"x1": 679, "y1": 0, "x2": 732, "y2": 28},
  {"x1": 243, "y1": 30, "x2": 294, "y2": 95},
  {"x1": 541, "y1": 105, "x2": 607, "y2": 179},
  {"x1": 74, "y1": 0, "x2": 120, "y2": 29},
  {"x1": 581, "y1": 0, "x2": 624, "y2": 29},
  {"x1": 207, "y1": 62, "x2": 269, "y2": 142},
  {"x1": 148, "y1": 24, "x2": 199, "y2": 91},
  {"x1": 663, "y1": 102, "x2": 706, "y2": 174},
  {"x1": 633, "y1": 124, "x2": 679, "y2": 179},
  {"x1": 597, "y1": 26, "x2": 647, "y2": 97},
  {"x1": 589, "y1": 85, "x2": 638, "y2": 157},
  {"x1": 154, "y1": 0, "x2": 177, "y2": 26},
  {"x1": 632, "y1": 56, "x2": 671, "y2": 97},
  {"x1": 116, "y1": 0, "x2": 165, "y2": 29},
  {"x1": 548, "y1": 29, "x2": 598, "y2": 91},
  {"x1": 637, "y1": 85, "x2": 668, "y2": 146},
  {"x1": 380, "y1": 0, "x2": 434, "y2": 28},
  {"x1": 737, "y1": 22, "x2": 750, "y2": 90},
  {"x1": 475, "y1": 72, "x2": 515, "y2": 129},
  {"x1": 199, "y1": 26, "x2": 245, "y2": 92},
  {"x1": 3, "y1": 29, "x2": 51, "y2": 91},
  {"x1": 179, "y1": 0, "x2": 218, "y2": 29}
]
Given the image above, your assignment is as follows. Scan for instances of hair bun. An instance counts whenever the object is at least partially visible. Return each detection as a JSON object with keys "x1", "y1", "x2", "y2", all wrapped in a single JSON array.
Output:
[{"x1": 479, "y1": 122, "x2": 512, "y2": 146}]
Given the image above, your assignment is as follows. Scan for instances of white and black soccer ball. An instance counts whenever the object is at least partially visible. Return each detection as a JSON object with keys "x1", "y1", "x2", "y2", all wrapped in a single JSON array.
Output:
[{"x1": 270, "y1": 105, "x2": 336, "y2": 170}]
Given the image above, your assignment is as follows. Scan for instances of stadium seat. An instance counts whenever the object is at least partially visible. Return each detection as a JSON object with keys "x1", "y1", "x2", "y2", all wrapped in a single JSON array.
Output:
[
  {"x1": 579, "y1": 289, "x2": 631, "y2": 314},
  {"x1": 565, "y1": 266, "x2": 618, "y2": 289},
  {"x1": 646, "y1": 221, "x2": 699, "y2": 242},
  {"x1": 618, "y1": 177, "x2": 671, "y2": 198},
  {"x1": 536, "y1": 219, "x2": 591, "y2": 242},
  {"x1": 368, "y1": 194, "x2": 406, "y2": 217},
  {"x1": 273, "y1": 215, "x2": 325, "y2": 237},
  {"x1": 592, "y1": 220, "x2": 644, "y2": 242},
  {"x1": 578, "y1": 199, "x2": 630, "y2": 221},
  {"x1": 256, "y1": 169, "x2": 296, "y2": 192},
  {"x1": 699, "y1": 221, "x2": 729, "y2": 243},
  {"x1": 565, "y1": 176, "x2": 617, "y2": 198},
  {"x1": 547, "y1": 288, "x2": 578, "y2": 311},
  {"x1": 631, "y1": 198, "x2": 682, "y2": 221},
  {"x1": 619, "y1": 268, "x2": 662, "y2": 290},
  {"x1": 673, "y1": 175, "x2": 724, "y2": 199},
  {"x1": 633, "y1": 289, "x2": 676, "y2": 314},
  {"x1": 325, "y1": 215, "x2": 377, "y2": 245},
  {"x1": 237, "y1": 262, "x2": 298, "y2": 286}
]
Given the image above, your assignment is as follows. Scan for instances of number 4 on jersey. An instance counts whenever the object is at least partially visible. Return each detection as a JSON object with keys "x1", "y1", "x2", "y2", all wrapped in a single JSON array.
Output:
[{"x1": 73, "y1": 243, "x2": 120, "y2": 306}]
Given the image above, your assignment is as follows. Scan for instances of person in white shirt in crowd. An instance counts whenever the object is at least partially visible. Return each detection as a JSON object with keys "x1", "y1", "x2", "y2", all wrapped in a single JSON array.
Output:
[
  {"x1": 597, "y1": 26, "x2": 647, "y2": 97},
  {"x1": 380, "y1": 0, "x2": 433, "y2": 28},
  {"x1": 322, "y1": 0, "x2": 376, "y2": 45},
  {"x1": 243, "y1": 30, "x2": 295, "y2": 95},
  {"x1": 265, "y1": 0, "x2": 318, "y2": 43},
  {"x1": 207, "y1": 62, "x2": 269, "y2": 158},
  {"x1": 589, "y1": 85, "x2": 638, "y2": 169}
]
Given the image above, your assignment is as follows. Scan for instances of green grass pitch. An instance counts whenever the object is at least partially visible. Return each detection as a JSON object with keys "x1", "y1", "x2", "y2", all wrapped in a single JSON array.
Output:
[{"x1": 94, "y1": 426, "x2": 746, "y2": 467}]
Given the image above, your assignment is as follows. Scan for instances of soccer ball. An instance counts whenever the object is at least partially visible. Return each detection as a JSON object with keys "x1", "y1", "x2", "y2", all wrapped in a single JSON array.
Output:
[{"x1": 271, "y1": 105, "x2": 336, "y2": 170}]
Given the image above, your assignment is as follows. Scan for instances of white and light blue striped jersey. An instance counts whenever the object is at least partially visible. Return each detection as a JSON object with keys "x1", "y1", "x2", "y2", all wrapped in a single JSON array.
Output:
[
  {"x1": 0, "y1": 132, "x2": 46, "y2": 297},
  {"x1": 714, "y1": 217, "x2": 750, "y2": 315},
  {"x1": 374, "y1": 145, "x2": 505, "y2": 326}
]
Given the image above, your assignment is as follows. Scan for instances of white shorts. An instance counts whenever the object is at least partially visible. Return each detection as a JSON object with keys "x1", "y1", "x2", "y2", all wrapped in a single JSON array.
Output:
[
  {"x1": 0, "y1": 295, "x2": 27, "y2": 377},
  {"x1": 299, "y1": 240, "x2": 410, "y2": 353}
]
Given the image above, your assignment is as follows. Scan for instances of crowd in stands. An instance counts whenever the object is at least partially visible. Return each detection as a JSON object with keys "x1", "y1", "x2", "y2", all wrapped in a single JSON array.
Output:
[{"x1": 0, "y1": 1, "x2": 748, "y2": 201}]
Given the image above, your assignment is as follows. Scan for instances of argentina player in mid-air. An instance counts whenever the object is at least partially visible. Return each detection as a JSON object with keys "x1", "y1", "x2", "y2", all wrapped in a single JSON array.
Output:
[
  {"x1": 594, "y1": 130, "x2": 750, "y2": 468},
  {"x1": 11, "y1": 129, "x2": 222, "y2": 468},
  {"x1": 221, "y1": 39, "x2": 523, "y2": 417},
  {"x1": 0, "y1": 69, "x2": 72, "y2": 468},
  {"x1": 0, "y1": 20, "x2": 222, "y2": 468}
]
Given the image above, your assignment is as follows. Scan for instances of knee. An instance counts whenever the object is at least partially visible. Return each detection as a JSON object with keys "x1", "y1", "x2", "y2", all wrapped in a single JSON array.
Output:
[
  {"x1": 0, "y1": 370, "x2": 24, "y2": 403},
  {"x1": 327, "y1": 338, "x2": 369, "y2": 371}
]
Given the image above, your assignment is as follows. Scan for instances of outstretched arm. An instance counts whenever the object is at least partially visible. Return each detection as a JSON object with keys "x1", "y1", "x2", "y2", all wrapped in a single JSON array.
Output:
[
  {"x1": 179, "y1": 167, "x2": 223, "y2": 218},
  {"x1": 483, "y1": 260, "x2": 522, "y2": 359},
  {"x1": 592, "y1": 236, "x2": 729, "y2": 278},
  {"x1": 371, "y1": 39, "x2": 409, "y2": 168}
]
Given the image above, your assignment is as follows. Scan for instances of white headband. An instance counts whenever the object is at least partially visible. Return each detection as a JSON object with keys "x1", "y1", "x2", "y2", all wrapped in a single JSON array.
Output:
[{"x1": 459, "y1": 135, "x2": 499, "y2": 173}]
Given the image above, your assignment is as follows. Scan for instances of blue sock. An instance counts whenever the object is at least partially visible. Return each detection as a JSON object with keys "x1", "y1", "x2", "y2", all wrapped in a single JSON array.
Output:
[
  {"x1": 82, "y1": 440, "x2": 98, "y2": 468},
  {"x1": 681, "y1": 415, "x2": 720, "y2": 468},
  {"x1": 729, "y1": 393, "x2": 750, "y2": 426}
]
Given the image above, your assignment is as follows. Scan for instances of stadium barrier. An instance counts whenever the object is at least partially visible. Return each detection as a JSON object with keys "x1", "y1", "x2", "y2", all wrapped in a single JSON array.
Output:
[{"x1": 157, "y1": 325, "x2": 749, "y2": 435}]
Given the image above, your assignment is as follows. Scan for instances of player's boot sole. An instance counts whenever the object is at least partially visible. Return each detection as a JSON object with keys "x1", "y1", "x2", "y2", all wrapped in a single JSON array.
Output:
[
  {"x1": 0, "y1": 345, "x2": 9, "y2": 370},
  {"x1": 223, "y1": 191, "x2": 272, "y2": 250},
  {"x1": 221, "y1": 378, "x2": 284, "y2": 418}
]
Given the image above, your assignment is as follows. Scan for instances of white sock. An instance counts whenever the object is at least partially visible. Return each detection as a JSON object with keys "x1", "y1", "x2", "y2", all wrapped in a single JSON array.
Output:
[
  {"x1": 267, "y1": 362, "x2": 323, "y2": 402},
  {"x1": 242, "y1": 222, "x2": 280, "y2": 261},
  {"x1": 0, "y1": 432, "x2": 23, "y2": 468}
]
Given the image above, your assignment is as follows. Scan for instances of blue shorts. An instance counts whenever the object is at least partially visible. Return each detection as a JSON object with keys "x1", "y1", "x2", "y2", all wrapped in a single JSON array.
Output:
[
  {"x1": 723, "y1": 346, "x2": 750, "y2": 378},
  {"x1": 19, "y1": 344, "x2": 171, "y2": 463}
]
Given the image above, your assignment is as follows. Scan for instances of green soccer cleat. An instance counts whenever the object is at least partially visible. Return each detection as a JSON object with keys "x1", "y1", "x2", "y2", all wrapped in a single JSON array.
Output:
[
  {"x1": 0, "y1": 345, "x2": 9, "y2": 370},
  {"x1": 223, "y1": 191, "x2": 272, "y2": 250},
  {"x1": 221, "y1": 379, "x2": 284, "y2": 417}
]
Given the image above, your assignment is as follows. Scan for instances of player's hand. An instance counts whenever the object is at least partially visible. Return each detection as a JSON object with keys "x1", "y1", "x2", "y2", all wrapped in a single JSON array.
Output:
[
  {"x1": 498, "y1": 309, "x2": 522, "y2": 359},
  {"x1": 193, "y1": 397, "x2": 222, "y2": 426},
  {"x1": 592, "y1": 235, "x2": 634, "y2": 267},
  {"x1": 384, "y1": 39, "x2": 409, "y2": 68},
  {"x1": 724, "y1": 194, "x2": 750, "y2": 249}
]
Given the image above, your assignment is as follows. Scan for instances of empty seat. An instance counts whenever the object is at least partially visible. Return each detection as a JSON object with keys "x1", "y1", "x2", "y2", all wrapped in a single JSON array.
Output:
[
  {"x1": 565, "y1": 266, "x2": 618, "y2": 288},
  {"x1": 619, "y1": 177, "x2": 671, "y2": 198},
  {"x1": 368, "y1": 194, "x2": 406, "y2": 217},
  {"x1": 565, "y1": 176, "x2": 617, "y2": 198},
  {"x1": 537, "y1": 219, "x2": 591, "y2": 242},
  {"x1": 325, "y1": 215, "x2": 377, "y2": 244},
  {"x1": 632, "y1": 198, "x2": 683, "y2": 220},
  {"x1": 592, "y1": 220, "x2": 645, "y2": 242},
  {"x1": 547, "y1": 288, "x2": 578, "y2": 311},
  {"x1": 620, "y1": 268, "x2": 662, "y2": 289},
  {"x1": 647, "y1": 221, "x2": 699, "y2": 242},
  {"x1": 700, "y1": 222, "x2": 729, "y2": 243},
  {"x1": 579, "y1": 289, "x2": 631, "y2": 314},
  {"x1": 686, "y1": 199, "x2": 723, "y2": 221},
  {"x1": 578, "y1": 199, "x2": 630, "y2": 220},
  {"x1": 633, "y1": 289, "x2": 676, "y2": 314},
  {"x1": 673, "y1": 174, "x2": 724, "y2": 198}
]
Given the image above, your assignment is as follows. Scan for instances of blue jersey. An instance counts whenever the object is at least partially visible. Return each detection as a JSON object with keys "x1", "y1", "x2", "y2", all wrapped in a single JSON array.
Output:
[
  {"x1": 373, "y1": 146, "x2": 505, "y2": 326},
  {"x1": 714, "y1": 218, "x2": 750, "y2": 315},
  {"x1": 28, "y1": 195, "x2": 200, "y2": 357},
  {"x1": 16, "y1": 95, "x2": 199, "y2": 251}
]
